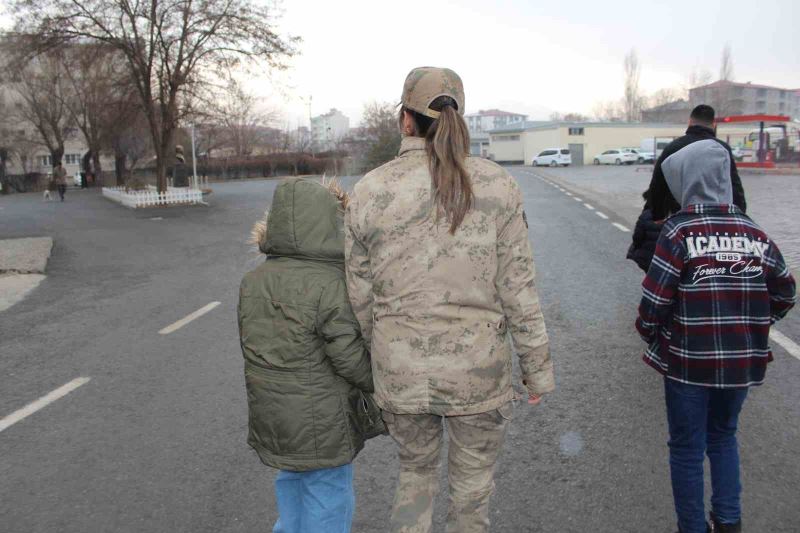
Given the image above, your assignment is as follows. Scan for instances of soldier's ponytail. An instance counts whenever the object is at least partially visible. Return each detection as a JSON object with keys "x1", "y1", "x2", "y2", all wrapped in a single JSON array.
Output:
[{"x1": 402, "y1": 96, "x2": 473, "y2": 234}]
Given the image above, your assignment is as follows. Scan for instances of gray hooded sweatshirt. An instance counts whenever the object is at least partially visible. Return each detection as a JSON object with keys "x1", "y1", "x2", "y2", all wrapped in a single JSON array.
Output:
[{"x1": 662, "y1": 139, "x2": 733, "y2": 209}]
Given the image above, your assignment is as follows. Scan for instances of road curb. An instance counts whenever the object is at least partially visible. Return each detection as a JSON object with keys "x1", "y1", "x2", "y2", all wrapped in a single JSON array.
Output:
[{"x1": 0, "y1": 237, "x2": 53, "y2": 274}]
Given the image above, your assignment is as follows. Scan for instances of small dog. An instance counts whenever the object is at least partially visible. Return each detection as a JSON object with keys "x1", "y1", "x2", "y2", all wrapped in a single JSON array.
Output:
[{"x1": 43, "y1": 189, "x2": 52, "y2": 201}]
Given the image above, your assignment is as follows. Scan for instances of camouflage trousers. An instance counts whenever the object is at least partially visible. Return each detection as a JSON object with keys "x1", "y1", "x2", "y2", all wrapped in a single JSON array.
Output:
[{"x1": 382, "y1": 402, "x2": 513, "y2": 533}]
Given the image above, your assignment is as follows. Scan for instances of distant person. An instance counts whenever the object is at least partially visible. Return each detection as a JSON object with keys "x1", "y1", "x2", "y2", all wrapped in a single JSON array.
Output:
[
  {"x1": 53, "y1": 163, "x2": 68, "y2": 202},
  {"x1": 635, "y1": 139, "x2": 796, "y2": 533},
  {"x1": 345, "y1": 67, "x2": 553, "y2": 533},
  {"x1": 627, "y1": 105, "x2": 747, "y2": 271},
  {"x1": 81, "y1": 151, "x2": 92, "y2": 188},
  {"x1": 237, "y1": 178, "x2": 382, "y2": 533}
]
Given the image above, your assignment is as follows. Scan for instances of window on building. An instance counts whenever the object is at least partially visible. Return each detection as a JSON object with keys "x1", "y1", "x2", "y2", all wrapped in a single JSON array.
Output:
[
  {"x1": 64, "y1": 154, "x2": 81, "y2": 165},
  {"x1": 493, "y1": 135, "x2": 520, "y2": 142},
  {"x1": 568, "y1": 127, "x2": 584, "y2": 135},
  {"x1": 757, "y1": 88, "x2": 767, "y2": 97},
  {"x1": 39, "y1": 155, "x2": 53, "y2": 167}
]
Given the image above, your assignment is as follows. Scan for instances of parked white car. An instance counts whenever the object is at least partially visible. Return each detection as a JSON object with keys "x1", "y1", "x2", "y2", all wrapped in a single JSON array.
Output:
[
  {"x1": 593, "y1": 149, "x2": 638, "y2": 165},
  {"x1": 623, "y1": 147, "x2": 654, "y2": 163},
  {"x1": 532, "y1": 148, "x2": 571, "y2": 167}
]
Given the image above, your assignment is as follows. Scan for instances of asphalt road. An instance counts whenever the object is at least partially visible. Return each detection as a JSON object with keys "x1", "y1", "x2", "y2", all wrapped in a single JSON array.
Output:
[{"x1": 1, "y1": 170, "x2": 799, "y2": 532}]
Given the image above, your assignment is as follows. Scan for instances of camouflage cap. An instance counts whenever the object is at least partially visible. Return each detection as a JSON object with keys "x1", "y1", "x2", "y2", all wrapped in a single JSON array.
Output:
[{"x1": 401, "y1": 67, "x2": 465, "y2": 119}]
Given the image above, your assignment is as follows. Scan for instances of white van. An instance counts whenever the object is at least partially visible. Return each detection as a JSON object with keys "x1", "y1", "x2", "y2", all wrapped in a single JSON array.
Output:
[{"x1": 532, "y1": 148, "x2": 571, "y2": 167}]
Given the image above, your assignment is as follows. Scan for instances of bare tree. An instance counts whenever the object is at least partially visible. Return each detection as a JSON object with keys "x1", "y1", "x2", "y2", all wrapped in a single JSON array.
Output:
[
  {"x1": 642, "y1": 88, "x2": 684, "y2": 122},
  {"x1": 684, "y1": 67, "x2": 713, "y2": 98},
  {"x1": 623, "y1": 48, "x2": 642, "y2": 122},
  {"x1": 592, "y1": 100, "x2": 624, "y2": 122},
  {"x1": 4, "y1": 46, "x2": 72, "y2": 169},
  {"x1": 0, "y1": 84, "x2": 11, "y2": 194},
  {"x1": 214, "y1": 79, "x2": 279, "y2": 157},
  {"x1": 292, "y1": 127, "x2": 313, "y2": 153},
  {"x1": 61, "y1": 43, "x2": 132, "y2": 184},
  {"x1": 108, "y1": 105, "x2": 152, "y2": 186},
  {"x1": 2, "y1": 131, "x2": 42, "y2": 192},
  {"x1": 189, "y1": 119, "x2": 224, "y2": 158},
  {"x1": 649, "y1": 88, "x2": 681, "y2": 108},
  {"x1": 360, "y1": 102, "x2": 401, "y2": 171},
  {"x1": 10, "y1": 0, "x2": 297, "y2": 192},
  {"x1": 550, "y1": 111, "x2": 590, "y2": 122},
  {"x1": 720, "y1": 43, "x2": 734, "y2": 82},
  {"x1": 278, "y1": 124, "x2": 297, "y2": 152}
]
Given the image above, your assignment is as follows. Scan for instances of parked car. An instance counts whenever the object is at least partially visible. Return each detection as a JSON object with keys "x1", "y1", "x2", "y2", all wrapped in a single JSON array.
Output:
[
  {"x1": 640, "y1": 137, "x2": 676, "y2": 160},
  {"x1": 532, "y1": 148, "x2": 571, "y2": 167},
  {"x1": 593, "y1": 149, "x2": 638, "y2": 165},
  {"x1": 623, "y1": 147, "x2": 654, "y2": 163}
]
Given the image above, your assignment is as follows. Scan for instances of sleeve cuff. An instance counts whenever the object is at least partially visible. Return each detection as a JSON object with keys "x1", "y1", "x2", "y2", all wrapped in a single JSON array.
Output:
[{"x1": 520, "y1": 345, "x2": 555, "y2": 396}]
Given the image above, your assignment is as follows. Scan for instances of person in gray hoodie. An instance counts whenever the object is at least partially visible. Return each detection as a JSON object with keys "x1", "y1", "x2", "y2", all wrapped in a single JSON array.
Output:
[{"x1": 636, "y1": 139, "x2": 796, "y2": 533}]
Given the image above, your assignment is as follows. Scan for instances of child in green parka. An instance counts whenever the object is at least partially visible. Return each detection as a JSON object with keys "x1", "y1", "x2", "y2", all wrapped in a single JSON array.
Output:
[{"x1": 238, "y1": 178, "x2": 383, "y2": 533}]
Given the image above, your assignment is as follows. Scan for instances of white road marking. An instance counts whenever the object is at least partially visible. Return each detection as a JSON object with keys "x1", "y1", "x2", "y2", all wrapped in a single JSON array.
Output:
[
  {"x1": 565, "y1": 192, "x2": 573, "y2": 196},
  {"x1": 595, "y1": 211, "x2": 609, "y2": 219},
  {"x1": 573, "y1": 197, "x2": 582, "y2": 202},
  {"x1": 771, "y1": 329, "x2": 800, "y2": 361},
  {"x1": 612, "y1": 223, "x2": 631, "y2": 232},
  {"x1": 159, "y1": 301, "x2": 221, "y2": 335},
  {"x1": 583, "y1": 203, "x2": 594, "y2": 210},
  {"x1": 0, "y1": 377, "x2": 91, "y2": 433}
]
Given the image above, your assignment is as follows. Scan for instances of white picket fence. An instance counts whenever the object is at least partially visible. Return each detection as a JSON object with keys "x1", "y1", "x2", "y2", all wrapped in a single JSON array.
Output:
[{"x1": 102, "y1": 186, "x2": 203, "y2": 208}]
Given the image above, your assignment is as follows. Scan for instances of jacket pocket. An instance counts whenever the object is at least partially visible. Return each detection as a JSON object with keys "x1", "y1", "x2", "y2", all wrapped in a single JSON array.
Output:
[
  {"x1": 244, "y1": 362, "x2": 314, "y2": 457},
  {"x1": 347, "y1": 388, "x2": 387, "y2": 441},
  {"x1": 496, "y1": 401, "x2": 514, "y2": 422}
]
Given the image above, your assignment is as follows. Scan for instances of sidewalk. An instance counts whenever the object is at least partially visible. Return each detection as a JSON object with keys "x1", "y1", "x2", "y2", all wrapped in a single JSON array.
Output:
[{"x1": 0, "y1": 237, "x2": 53, "y2": 312}]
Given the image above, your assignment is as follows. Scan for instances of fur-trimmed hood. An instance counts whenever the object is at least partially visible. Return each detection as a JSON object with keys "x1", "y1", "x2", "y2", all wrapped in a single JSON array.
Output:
[{"x1": 251, "y1": 178, "x2": 349, "y2": 261}]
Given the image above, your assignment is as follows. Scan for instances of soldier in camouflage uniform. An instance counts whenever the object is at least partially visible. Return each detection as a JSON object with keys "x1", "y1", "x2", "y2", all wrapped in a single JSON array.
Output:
[{"x1": 345, "y1": 67, "x2": 554, "y2": 533}]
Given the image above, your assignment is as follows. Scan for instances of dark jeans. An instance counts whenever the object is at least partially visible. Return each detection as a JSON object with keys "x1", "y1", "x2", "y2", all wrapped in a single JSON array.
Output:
[
  {"x1": 664, "y1": 378, "x2": 748, "y2": 533},
  {"x1": 57, "y1": 184, "x2": 66, "y2": 201}
]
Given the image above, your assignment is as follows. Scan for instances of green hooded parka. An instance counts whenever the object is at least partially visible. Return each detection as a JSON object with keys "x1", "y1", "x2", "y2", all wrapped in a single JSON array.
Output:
[{"x1": 238, "y1": 178, "x2": 382, "y2": 471}]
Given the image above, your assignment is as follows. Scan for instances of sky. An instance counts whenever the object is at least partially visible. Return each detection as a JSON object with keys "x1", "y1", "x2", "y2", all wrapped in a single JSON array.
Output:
[
  {"x1": 2, "y1": 0, "x2": 798, "y2": 127},
  {"x1": 260, "y1": 0, "x2": 799, "y2": 127}
]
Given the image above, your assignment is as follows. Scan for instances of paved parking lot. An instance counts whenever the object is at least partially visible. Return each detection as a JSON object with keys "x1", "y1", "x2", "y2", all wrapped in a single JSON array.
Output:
[{"x1": 534, "y1": 164, "x2": 800, "y2": 271}]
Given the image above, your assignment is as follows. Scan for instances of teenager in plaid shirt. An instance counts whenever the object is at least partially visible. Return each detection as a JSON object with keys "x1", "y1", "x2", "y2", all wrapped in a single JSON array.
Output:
[{"x1": 635, "y1": 139, "x2": 796, "y2": 533}]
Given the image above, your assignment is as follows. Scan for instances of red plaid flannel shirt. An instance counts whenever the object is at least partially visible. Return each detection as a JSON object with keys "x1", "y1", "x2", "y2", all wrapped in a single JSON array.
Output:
[{"x1": 636, "y1": 205, "x2": 796, "y2": 387}]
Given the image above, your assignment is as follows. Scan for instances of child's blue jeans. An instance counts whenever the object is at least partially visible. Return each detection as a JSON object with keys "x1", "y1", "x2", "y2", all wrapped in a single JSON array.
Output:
[
  {"x1": 664, "y1": 378, "x2": 748, "y2": 533},
  {"x1": 273, "y1": 463, "x2": 355, "y2": 533}
]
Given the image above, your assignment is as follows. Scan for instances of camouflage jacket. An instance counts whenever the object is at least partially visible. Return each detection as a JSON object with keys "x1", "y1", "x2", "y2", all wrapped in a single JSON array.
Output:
[{"x1": 345, "y1": 137, "x2": 553, "y2": 416}]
